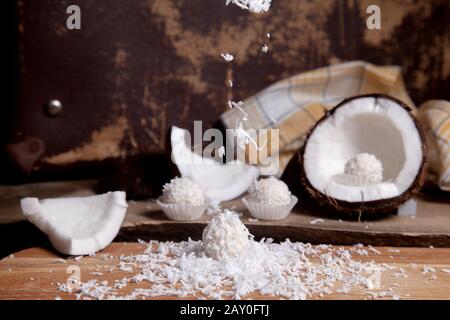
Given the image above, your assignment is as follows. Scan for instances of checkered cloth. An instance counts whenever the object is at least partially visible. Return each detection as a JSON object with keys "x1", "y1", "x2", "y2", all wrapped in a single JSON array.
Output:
[
  {"x1": 220, "y1": 61, "x2": 450, "y2": 191},
  {"x1": 221, "y1": 61, "x2": 415, "y2": 173},
  {"x1": 419, "y1": 100, "x2": 450, "y2": 191}
]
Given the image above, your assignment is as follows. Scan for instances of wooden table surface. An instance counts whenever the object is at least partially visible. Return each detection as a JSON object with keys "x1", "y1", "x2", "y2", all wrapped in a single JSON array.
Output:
[{"x1": 1, "y1": 243, "x2": 449, "y2": 300}]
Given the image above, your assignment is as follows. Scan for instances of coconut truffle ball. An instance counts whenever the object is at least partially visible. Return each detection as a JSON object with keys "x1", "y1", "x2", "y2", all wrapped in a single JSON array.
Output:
[
  {"x1": 161, "y1": 177, "x2": 206, "y2": 206},
  {"x1": 344, "y1": 153, "x2": 383, "y2": 183},
  {"x1": 248, "y1": 176, "x2": 292, "y2": 206},
  {"x1": 202, "y1": 210, "x2": 250, "y2": 260}
]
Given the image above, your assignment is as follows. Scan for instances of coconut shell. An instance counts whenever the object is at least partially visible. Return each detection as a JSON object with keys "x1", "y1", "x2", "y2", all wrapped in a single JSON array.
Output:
[{"x1": 298, "y1": 94, "x2": 428, "y2": 216}]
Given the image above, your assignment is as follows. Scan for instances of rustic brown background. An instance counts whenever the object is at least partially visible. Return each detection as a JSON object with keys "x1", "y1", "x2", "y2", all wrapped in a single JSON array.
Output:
[{"x1": 1, "y1": 0, "x2": 449, "y2": 184}]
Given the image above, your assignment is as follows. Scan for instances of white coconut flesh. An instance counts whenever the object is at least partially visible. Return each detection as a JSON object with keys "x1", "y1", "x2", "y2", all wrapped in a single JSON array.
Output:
[
  {"x1": 303, "y1": 97, "x2": 423, "y2": 203},
  {"x1": 171, "y1": 126, "x2": 260, "y2": 204},
  {"x1": 20, "y1": 192, "x2": 128, "y2": 255}
]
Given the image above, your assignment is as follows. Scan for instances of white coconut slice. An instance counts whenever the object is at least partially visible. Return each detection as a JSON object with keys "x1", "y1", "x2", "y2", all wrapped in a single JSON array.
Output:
[
  {"x1": 300, "y1": 94, "x2": 427, "y2": 214},
  {"x1": 20, "y1": 192, "x2": 128, "y2": 255},
  {"x1": 170, "y1": 126, "x2": 259, "y2": 204}
]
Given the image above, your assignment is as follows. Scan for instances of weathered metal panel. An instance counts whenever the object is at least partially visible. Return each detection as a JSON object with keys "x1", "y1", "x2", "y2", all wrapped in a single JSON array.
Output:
[{"x1": 2, "y1": 0, "x2": 449, "y2": 181}]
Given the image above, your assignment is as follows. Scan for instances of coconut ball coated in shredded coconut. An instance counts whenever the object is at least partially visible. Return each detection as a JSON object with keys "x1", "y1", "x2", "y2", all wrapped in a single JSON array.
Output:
[
  {"x1": 161, "y1": 177, "x2": 206, "y2": 206},
  {"x1": 248, "y1": 176, "x2": 292, "y2": 206},
  {"x1": 202, "y1": 210, "x2": 251, "y2": 260},
  {"x1": 344, "y1": 153, "x2": 383, "y2": 183}
]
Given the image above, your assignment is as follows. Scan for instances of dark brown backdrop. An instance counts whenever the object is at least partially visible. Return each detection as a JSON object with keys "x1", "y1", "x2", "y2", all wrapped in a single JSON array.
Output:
[{"x1": 1, "y1": 0, "x2": 449, "y2": 184}]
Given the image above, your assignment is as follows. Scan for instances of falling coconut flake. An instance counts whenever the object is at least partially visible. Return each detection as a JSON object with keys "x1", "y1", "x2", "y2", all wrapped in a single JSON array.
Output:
[
  {"x1": 221, "y1": 53, "x2": 234, "y2": 62},
  {"x1": 261, "y1": 44, "x2": 269, "y2": 53},
  {"x1": 218, "y1": 146, "x2": 226, "y2": 157},
  {"x1": 235, "y1": 121, "x2": 259, "y2": 150},
  {"x1": 226, "y1": 0, "x2": 272, "y2": 13},
  {"x1": 228, "y1": 100, "x2": 264, "y2": 152}
]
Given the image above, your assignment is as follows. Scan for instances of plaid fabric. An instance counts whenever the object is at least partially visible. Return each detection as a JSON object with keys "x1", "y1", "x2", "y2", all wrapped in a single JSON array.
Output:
[
  {"x1": 419, "y1": 100, "x2": 450, "y2": 191},
  {"x1": 220, "y1": 61, "x2": 416, "y2": 175}
]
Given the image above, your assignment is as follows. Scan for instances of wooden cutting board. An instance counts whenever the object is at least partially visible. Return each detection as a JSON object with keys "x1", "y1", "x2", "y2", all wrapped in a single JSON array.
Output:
[
  {"x1": 1, "y1": 180, "x2": 450, "y2": 247},
  {"x1": 0, "y1": 243, "x2": 449, "y2": 300},
  {"x1": 119, "y1": 196, "x2": 450, "y2": 247}
]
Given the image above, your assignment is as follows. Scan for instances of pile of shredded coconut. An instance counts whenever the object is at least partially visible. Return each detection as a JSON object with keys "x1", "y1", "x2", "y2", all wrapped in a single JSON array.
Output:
[
  {"x1": 202, "y1": 210, "x2": 251, "y2": 260},
  {"x1": 56, "y1": 212, "x2": 407, "y2": 300},
  {"x1": 226, "y1": 0, "x2": 272, "y2": 13},
  {"x1": 248, "y1": 176, "x2": 292, "y2": 206},
  {"x1": 161, "y1": 177, "x2": 205, "y2": 206},
  {"x1": 57, "y1": 238, "x2": 399, "y2": 300}
]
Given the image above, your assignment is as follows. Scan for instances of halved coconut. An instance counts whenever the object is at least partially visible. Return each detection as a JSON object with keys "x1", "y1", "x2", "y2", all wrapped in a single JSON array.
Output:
[
  {"x1": 20, "y1": 192, "x2": 128, "y2": 255},
  {"x1": 299, "y1": 94, "x2": 427, "y2": 215},
  {"x1": 170, "y1": 126, "x2": 259, "y2": 204}
]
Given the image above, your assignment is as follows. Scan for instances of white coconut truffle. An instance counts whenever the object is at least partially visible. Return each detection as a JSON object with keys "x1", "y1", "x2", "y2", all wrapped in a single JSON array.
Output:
[
  {"x1": 161, "y1": 177, "x2": 205, "y2": 206},
  {"x1": 202, "y1": 210, "x2": 250, "y2": 260},
  {"x1": 248, "y1": 176, "x2": 292, "y2": 206},
  {"x1": 344, "y1": 153, "x2": 383, "y2": 183}
]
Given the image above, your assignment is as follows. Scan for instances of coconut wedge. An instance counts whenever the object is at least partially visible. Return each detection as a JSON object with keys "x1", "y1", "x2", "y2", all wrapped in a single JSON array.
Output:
[
  {"x1": 170, "y1": 126, "x2": 259, "y2": 204},
  {"x1": 299, "y1": 94, "x2": 427, "y2": 215},
  {"x1": 21, "y1": 192, "x2": 128, "y2": 255}
]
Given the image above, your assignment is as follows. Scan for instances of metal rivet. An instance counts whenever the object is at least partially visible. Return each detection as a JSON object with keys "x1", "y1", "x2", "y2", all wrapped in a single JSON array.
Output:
[{"x1": 45, "y1": 99, "x2": 63, "y2": 117}]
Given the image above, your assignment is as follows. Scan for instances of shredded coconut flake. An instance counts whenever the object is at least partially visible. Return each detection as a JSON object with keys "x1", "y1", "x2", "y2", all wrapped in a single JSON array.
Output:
[
  {"x1": 56, "y1": 213, "x2": 407, "y2": 300},
  {"x1": 218, "y1": 146, "x2": 226, "y2": 157},
  {"x1": 261, "y1": 43, "x2": 269, "y2": 53},
  {"x1": 221, "y1": 53, "x2": 234, "y2": 62},
  {"x1": 226, "y1": 0, "x2": 272, "y2": 13},
  {"x1": 310, "y1": 219, "x2": 324, "y2": 225},
  {"x1": 422, "y1": 265, "x2": 436, "y2": 275},
  {"x1": 57, "y1": 237, "x2": 397, "y2": 300}
]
